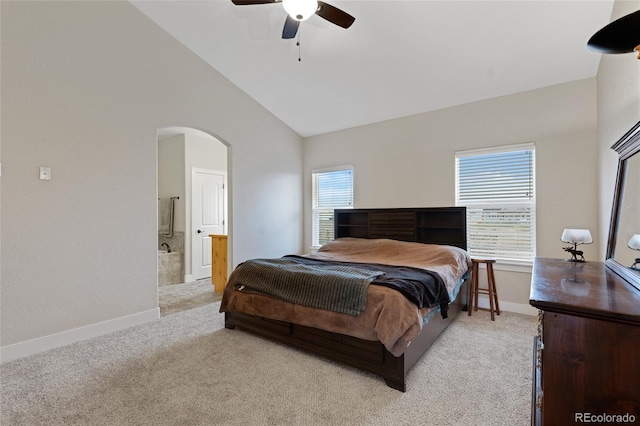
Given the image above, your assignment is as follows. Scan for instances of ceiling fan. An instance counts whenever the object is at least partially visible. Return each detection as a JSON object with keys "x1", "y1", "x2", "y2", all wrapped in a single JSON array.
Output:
[{"x1": 231, "y1": 0, "x2": 355, "y2": 39}]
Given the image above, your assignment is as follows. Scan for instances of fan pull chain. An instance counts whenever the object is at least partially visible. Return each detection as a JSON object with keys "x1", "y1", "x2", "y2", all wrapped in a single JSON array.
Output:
[{"x1": 297, "y1": 30, "x2": 301, "y2": 62}]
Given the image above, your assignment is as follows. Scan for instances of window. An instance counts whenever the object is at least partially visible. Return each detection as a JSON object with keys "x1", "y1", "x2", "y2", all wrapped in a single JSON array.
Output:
[
  {"x1": 455, "y1": 143, "x2": 536, "y2": 263},
  {"x1": 312, "y1": 166, "x2": 354, "y2": 247}
]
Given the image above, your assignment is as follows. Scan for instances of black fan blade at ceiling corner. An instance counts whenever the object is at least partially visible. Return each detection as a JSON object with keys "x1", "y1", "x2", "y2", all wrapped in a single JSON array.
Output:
[
  {"x1": 282, "y1": 15, "x2": 299, "y2": 39},
  {"x1": 587, "y1": 10, "x2": 640, "y2": 54},
  {"x1": 315, "y1": 1, "x2": 355, "y2": 29},
  {"x1": 231, "y1": 0, "x2": 281, "y2": 5}
]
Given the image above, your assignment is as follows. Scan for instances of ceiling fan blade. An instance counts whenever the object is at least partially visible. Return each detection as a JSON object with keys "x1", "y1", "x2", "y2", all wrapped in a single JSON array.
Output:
[
  {"x1": 282, "y1": 15, "x2": 299, "y2": 39},
  {"x1": 315, "y1": 1, "x2": 355, "y2": 29},
  {"x1": 231, "y1": 0, "x2": 281, "y2": 5},
  {"x1": 587, "y1": 10, "x2": 640, "y2": 54}
]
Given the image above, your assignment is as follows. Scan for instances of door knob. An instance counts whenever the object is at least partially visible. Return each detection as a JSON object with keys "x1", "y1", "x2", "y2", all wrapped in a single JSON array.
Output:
[{"x1": 197, "y1": 229, "x2": 203, "y2": 234}]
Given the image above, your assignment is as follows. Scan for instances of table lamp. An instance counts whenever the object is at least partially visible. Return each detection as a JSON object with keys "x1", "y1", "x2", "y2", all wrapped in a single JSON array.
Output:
[
  {"x1": 561, "y1": 229, "x2": 593, "y2": 262},
  {"x1": 629, "y1": 234, "x2": 640, "y2": 269}
]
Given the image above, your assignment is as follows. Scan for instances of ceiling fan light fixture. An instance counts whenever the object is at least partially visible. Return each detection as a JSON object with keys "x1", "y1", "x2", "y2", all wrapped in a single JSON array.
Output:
[{"x1": 283, "y1": 0, "x2": 318, "y2": 22}]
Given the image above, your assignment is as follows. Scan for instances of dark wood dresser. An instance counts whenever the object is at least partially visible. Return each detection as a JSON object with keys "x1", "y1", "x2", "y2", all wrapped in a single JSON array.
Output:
[{"x1": 529, "y1": 257, "x2": 640, "y2": 425}]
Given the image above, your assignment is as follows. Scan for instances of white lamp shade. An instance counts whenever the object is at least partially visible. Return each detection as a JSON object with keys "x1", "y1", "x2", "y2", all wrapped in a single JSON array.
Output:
[
  {"x1": 628, "y1": 234, "x2": 640, "y2": 250},
  {"x1": 561, "y1": 229, "x2": 593, "y2": 244},
  {"x1": 283, "y1": 0, "x2": 318, "y2": 21}
]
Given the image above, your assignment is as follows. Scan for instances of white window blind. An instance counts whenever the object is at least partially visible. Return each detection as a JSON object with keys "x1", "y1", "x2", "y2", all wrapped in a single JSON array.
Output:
[
  {"x1": 455, "y1": 143, "x2": 536, "y2": 262},
  {"x1": 312, "y1": 166, "x2": 353, "y2": 247}
]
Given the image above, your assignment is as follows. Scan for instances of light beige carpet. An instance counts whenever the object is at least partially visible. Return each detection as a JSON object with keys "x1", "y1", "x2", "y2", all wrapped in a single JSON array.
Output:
[
  {"x1": 1, "y1": 303, "x2": 536, "y2": 425},
  {"x1": 159, "y1": 279, "x2": 222, "y2": 316}
]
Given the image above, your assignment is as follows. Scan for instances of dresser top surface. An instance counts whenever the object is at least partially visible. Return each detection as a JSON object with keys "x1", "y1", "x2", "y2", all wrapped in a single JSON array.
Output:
[{"x1": 530, "y1": 257, "x2": 640, "y2": 322}]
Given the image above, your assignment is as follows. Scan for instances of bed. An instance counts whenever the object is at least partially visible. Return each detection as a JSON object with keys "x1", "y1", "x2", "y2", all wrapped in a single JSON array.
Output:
[{"x1": 220, "y1": 207, "x2": 471, "y2": 391}]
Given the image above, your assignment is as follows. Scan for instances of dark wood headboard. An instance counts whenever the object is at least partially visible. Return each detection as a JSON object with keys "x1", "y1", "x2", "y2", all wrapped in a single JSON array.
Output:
[{"x1": 334, "y1": 207, "x2": 467, "y2": 250}]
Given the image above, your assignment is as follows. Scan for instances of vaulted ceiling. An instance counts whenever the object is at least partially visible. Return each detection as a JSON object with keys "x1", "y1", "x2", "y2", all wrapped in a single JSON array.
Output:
[{"x1": 132, "y1": 0, "x2": 615, "y2": 137}]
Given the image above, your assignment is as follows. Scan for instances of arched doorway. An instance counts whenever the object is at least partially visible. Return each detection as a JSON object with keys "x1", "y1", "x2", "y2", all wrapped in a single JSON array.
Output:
[{"x1": 156, "y1": 127, "x2": 230, "y2": 316}]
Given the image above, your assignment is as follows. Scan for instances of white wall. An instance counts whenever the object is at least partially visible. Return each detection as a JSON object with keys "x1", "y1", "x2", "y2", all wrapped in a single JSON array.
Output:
[
  {"x1": 158, "y1": 135, "x2": 187, "y2": 233},
  {"x1": 596, "y1": 0, "x2": 640, "y2": 256},
  {"x1": 0, "y1": 1, "x2": 303, "y2": 358},
  {"x1": 304, "y1": 78, "x2": 599, "y2": 312},
  {"x1": 185, "y1": 134, "x2": 228, "y2": 173},
  {"x1": 184, "y1": 133, "x2": 228, "y2": 279}
]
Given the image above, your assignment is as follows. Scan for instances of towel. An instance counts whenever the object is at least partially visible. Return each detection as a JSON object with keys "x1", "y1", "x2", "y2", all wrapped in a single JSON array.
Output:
[{"x1": 158, "y1": 198, "x2": 174, "y2": 237}]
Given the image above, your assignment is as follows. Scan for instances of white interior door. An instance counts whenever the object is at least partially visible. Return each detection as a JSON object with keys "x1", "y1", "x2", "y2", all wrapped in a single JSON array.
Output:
[{"x1": 192, "y1": 168, "x2": 226, "y2": 280}]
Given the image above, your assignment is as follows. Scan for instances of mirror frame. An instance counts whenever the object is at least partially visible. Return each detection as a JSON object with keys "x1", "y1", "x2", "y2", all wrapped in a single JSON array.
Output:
[{"x1": 606, "y1": 118, "x2": 640, "y2": 292}]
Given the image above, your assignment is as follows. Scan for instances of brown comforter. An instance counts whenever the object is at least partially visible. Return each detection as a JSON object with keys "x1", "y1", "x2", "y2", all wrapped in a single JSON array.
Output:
[{"x1": 220, "y1": 238, "x2": 471, "y2": 356}]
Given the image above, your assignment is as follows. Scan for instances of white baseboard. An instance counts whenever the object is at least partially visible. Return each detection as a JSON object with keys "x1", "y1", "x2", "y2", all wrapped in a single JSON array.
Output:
[
  {"x1": 472, "y1": 295, "x2": 538, "y2": 316},
  {"x1": 184, "y1": 274, "x2": 194, "y2": 282},
  {"x1": 0, "y1": 297, "x2": 535, "y2": 363},
  {"x1": 0, "y1": 308, "x2": 160, "y2": 363}
]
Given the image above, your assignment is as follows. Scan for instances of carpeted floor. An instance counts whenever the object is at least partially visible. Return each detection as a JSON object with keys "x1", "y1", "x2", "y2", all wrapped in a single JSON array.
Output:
[
  {"x1": 1, "y1": 303, "x2": 536, "y2": 425},
  {"x1": 159, "y1": 279, "x2": 222, "y2": 316}
]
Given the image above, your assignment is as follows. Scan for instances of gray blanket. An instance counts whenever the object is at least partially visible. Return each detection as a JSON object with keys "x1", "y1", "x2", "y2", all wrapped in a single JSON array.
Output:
[{"x1": 231, "y1": 258, "x2": 384, "y2": 315}]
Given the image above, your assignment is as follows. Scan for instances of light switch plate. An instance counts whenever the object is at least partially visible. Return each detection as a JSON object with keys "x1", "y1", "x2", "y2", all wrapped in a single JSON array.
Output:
[{"x1": 39, "y1": 166, "x2": 51, "y2": 181}]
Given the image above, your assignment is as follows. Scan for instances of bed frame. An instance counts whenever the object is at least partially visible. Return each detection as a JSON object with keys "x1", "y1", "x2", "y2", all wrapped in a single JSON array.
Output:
[{"x1": 224, "y1": 207, "x2": 469, "y2": 392}]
